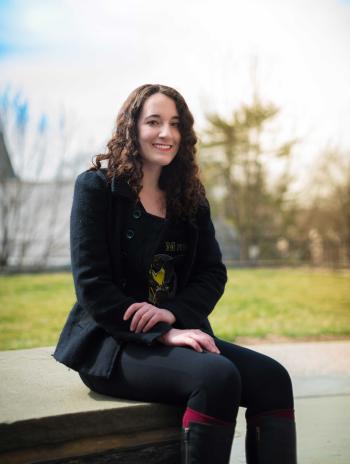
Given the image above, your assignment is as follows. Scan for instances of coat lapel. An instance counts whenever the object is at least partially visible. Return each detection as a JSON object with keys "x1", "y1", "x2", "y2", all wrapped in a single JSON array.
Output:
[
  {"x1": 109, "y1": 176, "x2": 135, "y2": 284},
  {"x1": 178, "y1": 220, "x2": 198, "y2": 289}
]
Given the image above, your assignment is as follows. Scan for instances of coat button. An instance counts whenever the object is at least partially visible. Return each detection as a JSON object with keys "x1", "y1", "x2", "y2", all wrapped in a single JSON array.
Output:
[
  {"x1": 126, "y1": 229, "x2": 135, "y2": 239},
  {"x1": 133, "y1": 209, "x2": 142, "y2": 219},
  {"x1": 120, "y1": 278, "x2": 127, "y2": 288}
]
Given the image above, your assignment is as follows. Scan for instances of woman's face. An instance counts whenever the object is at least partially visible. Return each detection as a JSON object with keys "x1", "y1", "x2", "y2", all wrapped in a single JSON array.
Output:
[{"x1": 137, "y1": 92, "x2": 181, "y2": 169}]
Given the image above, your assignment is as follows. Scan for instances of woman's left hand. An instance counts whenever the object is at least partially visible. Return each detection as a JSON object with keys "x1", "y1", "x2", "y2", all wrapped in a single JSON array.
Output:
[{"x1": 123, "y1": 302, "x2": 176, "y2": 333}]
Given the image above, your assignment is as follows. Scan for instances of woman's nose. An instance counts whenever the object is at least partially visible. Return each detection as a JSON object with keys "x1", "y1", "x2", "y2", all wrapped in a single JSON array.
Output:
[{"x1": 159, "y1": 124, "x2": 172, "y2": 138}]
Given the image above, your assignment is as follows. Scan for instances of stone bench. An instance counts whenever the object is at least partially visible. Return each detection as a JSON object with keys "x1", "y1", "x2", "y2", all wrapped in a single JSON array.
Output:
[{"x1": 0, "y1": 347, "x2": 183, "y2": 464}]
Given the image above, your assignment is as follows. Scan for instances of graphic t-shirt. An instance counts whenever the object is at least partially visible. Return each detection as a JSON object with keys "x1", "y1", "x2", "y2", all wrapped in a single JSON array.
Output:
[
  {"x1": 122, "y1": 201, "x2": 187, "y2": 306},
  {"x1": 148, "y1": 220, "x2": 188, "y2": 305}
]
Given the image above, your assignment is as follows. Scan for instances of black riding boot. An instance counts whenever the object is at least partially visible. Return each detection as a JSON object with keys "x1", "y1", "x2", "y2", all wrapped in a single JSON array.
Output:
[
  {"x1": 245, "y1": 415, "x2": 297, "y2": 463},
  {"x1": 181, "y1": 422, "x2": 235, "y2": 464}
]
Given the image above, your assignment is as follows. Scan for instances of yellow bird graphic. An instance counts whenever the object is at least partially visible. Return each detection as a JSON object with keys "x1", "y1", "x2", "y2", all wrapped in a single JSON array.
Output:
[
  {"x1": 151, "y1": 266, "x2": 165, "y2": 286},
  {"x1": 148, "y1": 254, "x2": 177, "y2": 305}
]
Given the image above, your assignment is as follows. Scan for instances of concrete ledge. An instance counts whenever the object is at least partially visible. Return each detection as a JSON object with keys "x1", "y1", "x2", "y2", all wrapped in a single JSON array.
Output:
[{"x1": 0, "y1": 347, "x2": 183, "y2": 463}]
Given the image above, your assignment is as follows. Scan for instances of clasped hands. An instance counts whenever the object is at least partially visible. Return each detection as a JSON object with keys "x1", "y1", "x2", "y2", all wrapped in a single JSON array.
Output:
[
  {"x1": 123, "y1": 302, "x2": 176, "y2": 333},
  {"x1": 123, "y1": 302, "x2": 220, "y2": 354}
]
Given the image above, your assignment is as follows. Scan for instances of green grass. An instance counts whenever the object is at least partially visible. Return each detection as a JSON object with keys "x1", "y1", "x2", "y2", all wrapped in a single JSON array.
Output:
[
  {"x1": 0, "y1": 273, "x2": 75, "y2": 350},
  {"x1": 0, "y1": 268, "x2": 349, "y2": 350},
  {"x1": 210, "y1": 268, "x2": 350, "y2": 341}
]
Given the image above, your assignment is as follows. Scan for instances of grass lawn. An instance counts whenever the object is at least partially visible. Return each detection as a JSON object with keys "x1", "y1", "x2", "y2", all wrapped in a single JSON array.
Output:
[
  {"x1": 0, "y1": 268, "x2": 349, "y2": 350},
  {"x1": 210, "y1": 268, "x2": 350, "y2": 342}
]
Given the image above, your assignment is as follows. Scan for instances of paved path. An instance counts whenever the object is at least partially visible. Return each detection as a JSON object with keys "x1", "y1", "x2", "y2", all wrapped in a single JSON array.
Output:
[{"x1": 230, "y1": 340, "x2": 350, "y2": 463}]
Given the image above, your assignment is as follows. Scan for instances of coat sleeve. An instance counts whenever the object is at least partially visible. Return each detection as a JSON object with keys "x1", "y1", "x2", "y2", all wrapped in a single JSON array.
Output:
[
  {"x1": 161, "y1": 202, "x2": 227, "y2": 329},
  {"x1": 70, "y1": 170, "x2": 172, "y2": 344}
]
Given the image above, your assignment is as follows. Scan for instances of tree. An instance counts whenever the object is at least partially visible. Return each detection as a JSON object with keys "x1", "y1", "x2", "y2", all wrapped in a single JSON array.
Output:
[
  {"x1": 300, "y1": 147, "x2": 350, "y2": 266},
  {"x1": 201, "y1": 93, "x2": 297, "y2": 261}
]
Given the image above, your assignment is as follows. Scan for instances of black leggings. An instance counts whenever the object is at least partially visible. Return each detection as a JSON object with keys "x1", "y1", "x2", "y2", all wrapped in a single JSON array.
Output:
[{"x1": 79, "y1": 336, "x2": 294, "y2": 423}]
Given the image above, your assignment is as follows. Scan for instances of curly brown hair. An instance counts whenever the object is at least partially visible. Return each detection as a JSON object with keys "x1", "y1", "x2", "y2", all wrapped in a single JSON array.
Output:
[{"x1": 91, "y1": 84, "x2": 206, "y2": 220}]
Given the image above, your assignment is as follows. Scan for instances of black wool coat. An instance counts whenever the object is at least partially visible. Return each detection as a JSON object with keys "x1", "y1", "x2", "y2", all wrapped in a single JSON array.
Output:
[{"x1": 53, "y1": 169, "x2": 227, "y2": 378}]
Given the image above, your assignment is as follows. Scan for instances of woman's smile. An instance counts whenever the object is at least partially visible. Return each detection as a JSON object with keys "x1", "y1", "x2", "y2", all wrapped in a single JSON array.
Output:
[{"x1": 152, "y1": 143, "x2": 173, "y2": 152}]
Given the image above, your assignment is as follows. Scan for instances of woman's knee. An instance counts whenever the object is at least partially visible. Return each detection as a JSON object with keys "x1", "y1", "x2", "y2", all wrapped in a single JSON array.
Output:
[
  {"x1": 257, "y1": 357, "x2": 294, "y2": 408},
  {"x1": 268, "y1": 359, "x2": 293, "y2": 393},
  {"x1": 197, "y1": 354, "x2": 242, "y2": 399}
]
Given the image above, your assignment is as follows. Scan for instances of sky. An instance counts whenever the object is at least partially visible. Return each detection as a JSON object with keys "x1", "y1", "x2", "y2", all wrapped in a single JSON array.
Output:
[{"x1": 0, "y1": 0, "x2": 350, "y2": 185}]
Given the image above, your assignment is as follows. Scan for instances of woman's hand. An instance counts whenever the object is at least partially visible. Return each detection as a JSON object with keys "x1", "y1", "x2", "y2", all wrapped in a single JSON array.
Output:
[
  {"x1": 157, "y1": 328, "x2": 221, "y2": 354},
  {"x1": 123, "y1": 302, "x2": 176, "y2": 333}
]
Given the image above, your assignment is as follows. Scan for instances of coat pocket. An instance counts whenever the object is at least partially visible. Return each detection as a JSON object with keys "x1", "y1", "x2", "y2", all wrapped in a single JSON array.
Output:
[{"x1": 53, "y1": 317, "x2": 122, "y2": 378}]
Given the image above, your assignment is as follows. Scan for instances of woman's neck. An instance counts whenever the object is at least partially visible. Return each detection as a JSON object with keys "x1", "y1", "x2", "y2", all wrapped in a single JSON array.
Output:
[
  {"x1": 141, "y1": 163, "x2": 162, "y2": 192},
  {"x1": 140, "y1": 164, "x2": 166, "y2": 218}
]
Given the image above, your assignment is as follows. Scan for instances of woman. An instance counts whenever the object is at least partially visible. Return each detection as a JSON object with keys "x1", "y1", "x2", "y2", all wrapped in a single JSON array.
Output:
[{"x1": 54, "y1": 84, "x2": 297, "y2": 464}]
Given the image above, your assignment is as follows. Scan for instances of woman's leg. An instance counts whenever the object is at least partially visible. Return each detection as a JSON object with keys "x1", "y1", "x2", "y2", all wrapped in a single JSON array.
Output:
[
  {"x1": 79, "y1": 342, "x2": 241, "y2": 463},
  {"x1": 80, "y1": 341, "x2": 241, "y2": 422},
  {"x1": 214, "y1": 337, "x2": 297, "y2": 463},
  {"x1": 214, "y1": 337, "x2": 294, "y2": 415}
]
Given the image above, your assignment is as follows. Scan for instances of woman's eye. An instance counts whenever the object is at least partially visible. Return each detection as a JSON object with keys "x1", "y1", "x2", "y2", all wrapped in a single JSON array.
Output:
[
  {"x1": 147, "y1": 120, "x2": 158, "y2": 126},
  {"x1": 171, "y1": 122, "x2": 180, "y2": 127}
]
